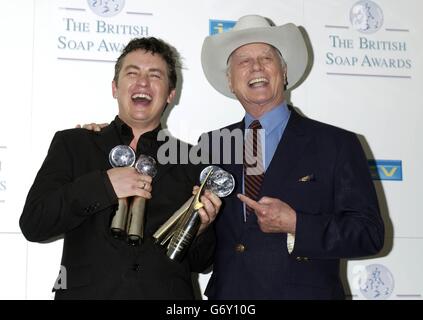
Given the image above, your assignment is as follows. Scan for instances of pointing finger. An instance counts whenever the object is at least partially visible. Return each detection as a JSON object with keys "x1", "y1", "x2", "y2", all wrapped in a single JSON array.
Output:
[{"x1": 237, "y1": 193, "x2": 262, "y2": 212}]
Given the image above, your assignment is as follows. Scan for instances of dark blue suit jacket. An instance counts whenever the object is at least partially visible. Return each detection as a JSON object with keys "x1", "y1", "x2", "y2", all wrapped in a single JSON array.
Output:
[{"x1": 205, "y1": 108, "x2": 384, "y2": 299}]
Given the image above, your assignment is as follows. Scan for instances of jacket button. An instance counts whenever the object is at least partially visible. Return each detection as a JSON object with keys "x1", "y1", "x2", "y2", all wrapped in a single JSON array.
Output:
[{"x1": 235, "y1": 244, "x2": 246, "y2": 253}]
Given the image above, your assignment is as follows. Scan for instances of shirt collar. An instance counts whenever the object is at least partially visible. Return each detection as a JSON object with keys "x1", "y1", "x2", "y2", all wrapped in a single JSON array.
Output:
[
  {"x1": 244, "y1": 101, "x2": 290, "y2": 134},
  {"x1": 114, "y1": 116, "x2": 162, "y2": 141},
  {"x1": 113, "y1": 115, "x2": 163, "y2": 155}
]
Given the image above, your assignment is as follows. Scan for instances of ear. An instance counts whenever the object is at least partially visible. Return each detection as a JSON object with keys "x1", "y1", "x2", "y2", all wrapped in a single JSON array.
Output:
[
  {"x1": 112, "y1": 81, "x2": 117, "y2": 98},
  {"x1": 166, "y1": 88, "x2": 176, "y2": 104}
]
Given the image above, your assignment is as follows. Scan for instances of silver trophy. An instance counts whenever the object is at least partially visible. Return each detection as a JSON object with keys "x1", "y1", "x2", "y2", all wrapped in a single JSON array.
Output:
[
  {"x1": 153, "y1": 165, "x2": 235, "y2": 261},
  {"x1": 126, "y1": 154, "x2": 157, "y2": 246},
  {"x1": 109, "y1": 145, "x2": 136, "y2": 238},
  {"x1": 199, "y1": 165, "x2": 235, "y2": 197}
]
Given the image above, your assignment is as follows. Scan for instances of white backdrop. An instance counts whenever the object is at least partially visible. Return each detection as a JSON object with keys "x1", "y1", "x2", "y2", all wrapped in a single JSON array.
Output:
[{"x1": 0, "y1": 0, "x2": 421, "y2": 300}]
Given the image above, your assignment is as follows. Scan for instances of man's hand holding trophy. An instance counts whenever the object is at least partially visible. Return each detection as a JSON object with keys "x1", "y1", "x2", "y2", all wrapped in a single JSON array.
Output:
[
  {"x1": 126, "y1": 154, "x2": 157, "y2": 246},
  {"x1": 108, "y1": 144, "x2": 232, "y2": 261},
  {"x1": 107, "y1": 145, "x2": 155, "y2": 245},
  {"x1": 153, "y1": 165, "x2": 235, "y2": 261},
  {"x1": 108, "y1": 145, "x2": 136, "y2": 239}
]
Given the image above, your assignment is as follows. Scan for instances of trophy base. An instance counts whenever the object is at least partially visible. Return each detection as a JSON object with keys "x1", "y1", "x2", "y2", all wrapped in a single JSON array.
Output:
[
  {"x1": 111, "y1": 228, "x2": 125, "y2": 239},
  {"x1": 127, "y1": 235, "x2": 142, "y2": 246}
]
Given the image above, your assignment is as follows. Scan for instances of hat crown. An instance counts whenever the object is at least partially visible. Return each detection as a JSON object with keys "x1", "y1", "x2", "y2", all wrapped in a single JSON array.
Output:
[
  {"x1": 201, "y1": 15, "x2": 308, "y2": 99},
  {"x1": 233, "y1": 15, "x2": 272, "y2": 31}
]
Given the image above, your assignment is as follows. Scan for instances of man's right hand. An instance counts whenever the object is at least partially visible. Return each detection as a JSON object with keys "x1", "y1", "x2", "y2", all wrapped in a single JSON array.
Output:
[
  {"x1": 75, "y1": 123, "x2": 109, "y2": 131},
  {"x1": 107, "y1": 167, "x2": 152, "y2": 199}
]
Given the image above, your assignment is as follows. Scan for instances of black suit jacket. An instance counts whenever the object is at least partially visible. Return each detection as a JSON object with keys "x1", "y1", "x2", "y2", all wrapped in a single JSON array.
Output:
[
  {"x1": 205, "y1": 109, "x2": 384, "y2": 299},
  {"x1": 20, "y1": 119, "x2": 214, "y2": 299}
]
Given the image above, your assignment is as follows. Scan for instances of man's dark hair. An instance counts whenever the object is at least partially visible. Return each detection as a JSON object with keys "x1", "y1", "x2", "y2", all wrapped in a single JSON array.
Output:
[{"x1": 113, "y1": 37, "x2": 179, "y2": 91}]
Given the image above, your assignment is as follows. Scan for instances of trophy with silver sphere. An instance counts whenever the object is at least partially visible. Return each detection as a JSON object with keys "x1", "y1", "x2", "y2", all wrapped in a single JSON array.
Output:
[
  {"x1": 108, "y1": 145, "x2": 136, "y2": 238},
  {"x1": 126, "y1": 154, "x2": 157, "y2": 246},
  {"x1": 153, "y1": 165, "x2": 235, "y2": 261}
]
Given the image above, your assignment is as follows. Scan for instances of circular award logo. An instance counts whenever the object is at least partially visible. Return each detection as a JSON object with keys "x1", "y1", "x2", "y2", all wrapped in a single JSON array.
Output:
[
  {"x1": 87, "y1": 0, "x2": 125, "y2": 18},
  {"x1": 350, "y1": 0, "x2": 384, "y2": 34},
  {"x1": 359, "y1": 264, "x2": 394, "y2": 300}
]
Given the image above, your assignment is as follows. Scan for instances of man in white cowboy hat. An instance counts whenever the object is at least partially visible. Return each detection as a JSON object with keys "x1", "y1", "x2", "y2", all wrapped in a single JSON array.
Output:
[{"x1": 201, "y1": 14, "x2": 384, "y2": 299}]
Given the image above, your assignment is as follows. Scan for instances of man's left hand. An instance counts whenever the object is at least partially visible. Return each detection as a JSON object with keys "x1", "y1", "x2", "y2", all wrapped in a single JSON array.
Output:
[
  {"x1": 238, "y1": 194, "x2": 296, "y2": 234},
  {"x1": 193, "y1": 186, "x2": 222, "y2": 235}
]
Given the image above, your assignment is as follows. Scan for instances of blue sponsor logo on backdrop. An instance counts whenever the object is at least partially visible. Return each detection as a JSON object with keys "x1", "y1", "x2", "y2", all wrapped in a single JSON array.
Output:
[
  {"x1": 368, "y1": 160, "x2": 402, "y2": 181},
  {"x1": 209, "y1": 20, "x2": 236, "y2": 35}
]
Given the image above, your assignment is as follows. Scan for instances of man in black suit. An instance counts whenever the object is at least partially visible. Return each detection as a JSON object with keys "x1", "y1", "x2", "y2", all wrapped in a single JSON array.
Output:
[
  {"x1": 20, "y1": 37, "x2": 220, "y2": 299},
  {"x1": 200, "y1": 15, "x2": 385, "y2": 299}
]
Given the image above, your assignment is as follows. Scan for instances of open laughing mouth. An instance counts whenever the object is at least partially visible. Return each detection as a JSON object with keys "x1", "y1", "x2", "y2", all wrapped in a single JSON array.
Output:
[
  {"x1": 248, "y1": 77, "x2": 269, "y2": 88},
  {"x1": 131, "y1": 93, "x2": 152, "y2": 106}
]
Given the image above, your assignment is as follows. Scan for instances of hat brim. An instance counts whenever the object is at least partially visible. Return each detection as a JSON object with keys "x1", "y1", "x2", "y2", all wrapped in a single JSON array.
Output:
[{"x1": 201, "y1": 23, "x2": 308, "y2": 99}]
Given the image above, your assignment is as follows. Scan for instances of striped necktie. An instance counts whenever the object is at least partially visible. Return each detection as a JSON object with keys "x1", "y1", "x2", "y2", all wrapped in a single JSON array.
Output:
[{"x1": 244, "y1": 120, "x2": 264, "y2": 214}]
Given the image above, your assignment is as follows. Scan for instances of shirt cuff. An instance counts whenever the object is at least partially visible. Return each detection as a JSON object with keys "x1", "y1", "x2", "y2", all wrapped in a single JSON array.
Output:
[{"x1": 287, "y1": 233, "x2": 296, "y2": 254}]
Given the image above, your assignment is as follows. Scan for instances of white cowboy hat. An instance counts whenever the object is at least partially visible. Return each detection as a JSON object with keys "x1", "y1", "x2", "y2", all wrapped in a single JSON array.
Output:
[{"x1": 201, "y1": 14, "x2": 309, "y2": 99}]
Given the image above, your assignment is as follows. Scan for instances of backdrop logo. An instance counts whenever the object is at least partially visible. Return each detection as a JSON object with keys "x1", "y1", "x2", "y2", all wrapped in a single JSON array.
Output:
[
  {"x1": 368, "y1": 160, "x2": 402, "y2": 181},
  {"x1": 324, "y1": 1, "x2": 411, "y2": 79},
  {"x1": 56, "y1": 2, "x2": 152, "y2": 62},
  {"x1": 358, "y1": 264, "x2": 394, "y2": 300},
  {"x1": 350, "y1": 1, "x2": 383, "y2": 34},
  {"x1": 209, "y1": 20, "x2": 236, "y2": 35},
  {"x1": 87, "y1": 0, "x2": 125, "y2": 18}
]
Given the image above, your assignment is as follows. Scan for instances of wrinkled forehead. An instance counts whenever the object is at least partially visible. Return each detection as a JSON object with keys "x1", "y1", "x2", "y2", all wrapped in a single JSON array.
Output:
[{"x1": 228, "y1": 43, "x2": 282, "y2": 63}]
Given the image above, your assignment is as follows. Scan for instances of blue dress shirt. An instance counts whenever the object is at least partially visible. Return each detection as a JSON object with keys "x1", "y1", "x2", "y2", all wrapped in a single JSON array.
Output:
[{"x1": 244, "y1": 101, "x2": 291, "y2": 172}]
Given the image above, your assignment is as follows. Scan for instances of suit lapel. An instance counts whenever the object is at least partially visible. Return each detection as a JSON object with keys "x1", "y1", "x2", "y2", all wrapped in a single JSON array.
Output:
[
  {"x1": 92, "y1": 122, "x2": 123, "y2": 163},
  {"x1": 261, "y1": 110, "x2": 311, "y2": 195},
  {"x1": 152, "y1": 162, "x2": 175, "y2": 186},
  {"x1": 224, "y1": 120, "x2": 244, "y2": 188},
  {"x1": 219, "y1": 121, "x2": 246, "y2": 234}
]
